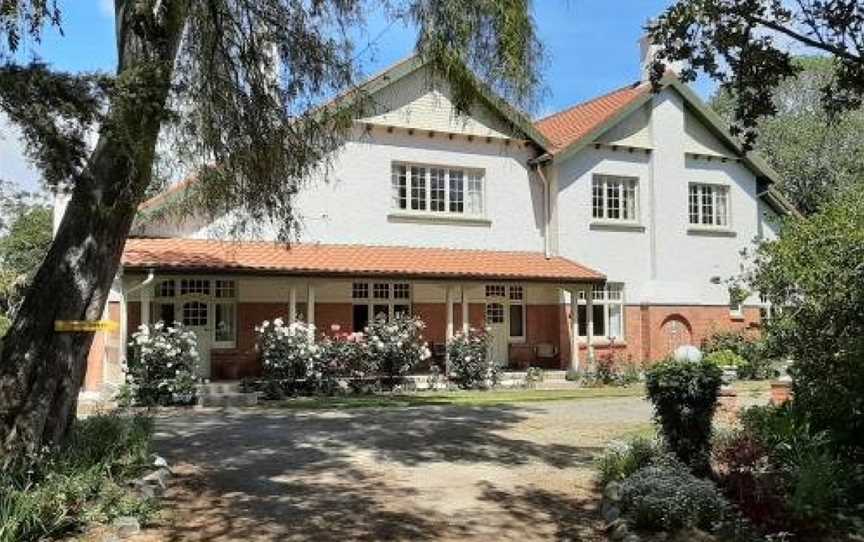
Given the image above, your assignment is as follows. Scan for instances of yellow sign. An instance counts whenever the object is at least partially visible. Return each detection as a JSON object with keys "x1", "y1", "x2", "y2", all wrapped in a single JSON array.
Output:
[{"x1": 54, "y1": 320, "x2": 119, "y2": 332}]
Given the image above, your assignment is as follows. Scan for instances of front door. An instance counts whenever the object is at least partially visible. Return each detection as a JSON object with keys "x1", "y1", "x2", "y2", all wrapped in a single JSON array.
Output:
[
  {"x1": 485, "y1": 302, "x2": 508, "y2": 366},
  {"x1": 180, "y1": 300, "x2": 212, "y2": 378}
]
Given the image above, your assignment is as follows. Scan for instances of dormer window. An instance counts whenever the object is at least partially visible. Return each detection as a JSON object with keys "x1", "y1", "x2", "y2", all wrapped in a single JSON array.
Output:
[{"x1": 392, "y1": 162, "x2": 484, "y2": 217}]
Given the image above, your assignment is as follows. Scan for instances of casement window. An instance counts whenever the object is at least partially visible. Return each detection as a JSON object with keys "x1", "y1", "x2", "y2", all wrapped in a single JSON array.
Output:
[
  {"x1": 392, "y1": 162, "x2": 484, "y2": 216},
  {"x1": 352, "y1": 281, "x2": 412, "y2": 332},
  {"x1": 576, "y1": 283, "x2": 625, "y2": 340},
  {"x1": 758, "y1": 292, "x2": 773, "y2": 321},
  {"x1": 592, "y1": 175, "x2": 638, "y2": 222},
  {"x1": 689, "y1": 183, "x2": 730, "y2": 227},
  {"x1": 485, "y1": 284, "x2": 525, "y2": 340}
]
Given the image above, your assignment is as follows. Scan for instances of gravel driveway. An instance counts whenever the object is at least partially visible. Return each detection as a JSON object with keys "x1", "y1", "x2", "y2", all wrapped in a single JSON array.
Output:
[{"x1": 143, "y1": 396, "x2": 656, "y2": 541}]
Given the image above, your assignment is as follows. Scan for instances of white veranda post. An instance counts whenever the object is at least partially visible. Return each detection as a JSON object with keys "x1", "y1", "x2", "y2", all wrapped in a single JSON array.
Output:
[
  {"x1": 568, "y1": 287, "x2": 580, "y2": 376},
  {"x1": 307, "y1": 282, "x2": 316, "y2": 340},
  {"x1": 585, "y1": 286, "x2": 595, "y2": 365},
  {"x1": 445, "y1": 285, "x2": 454, "y2": 374},
  {"x1": 288, "y1": 285, "x2": 297, "y2": 325},
  {"x1": 461, "y1": 285, "x2": 469, "y2": 334}
]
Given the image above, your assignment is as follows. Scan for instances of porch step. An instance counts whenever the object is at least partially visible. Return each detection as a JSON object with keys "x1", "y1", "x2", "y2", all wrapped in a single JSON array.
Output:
[
  {"x1": 196, "y1": 381, "x2": 243, "y2": 395},
  {"x1": 196, "y1": 391, "x2": 259, "y2": 407},
  {"x1": 196, "y1": 381, "x2": 257, "y2": 407}
]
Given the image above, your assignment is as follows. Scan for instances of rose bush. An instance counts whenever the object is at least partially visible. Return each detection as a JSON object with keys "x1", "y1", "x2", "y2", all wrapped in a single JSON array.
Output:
[
  {"x1": 363, "y1": 314, "x2": 431, "y2": 386},
  {"x1": 447, "y1": 327, "x2": 497, "y2": 389},
  {"x1": 126, "y1": 322, "x2": 201, "y2": 406}
]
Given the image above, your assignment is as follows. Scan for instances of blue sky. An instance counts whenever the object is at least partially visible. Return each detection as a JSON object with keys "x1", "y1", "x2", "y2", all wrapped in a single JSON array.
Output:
[{"x1": 1, "y1": 0, "x2": 713, "y2": 190}]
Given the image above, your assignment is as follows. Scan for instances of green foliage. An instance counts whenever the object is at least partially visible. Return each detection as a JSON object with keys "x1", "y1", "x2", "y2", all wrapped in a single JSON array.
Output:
[
  {"x1": 715, "y1": 405, "x2": 860, "y2": 533},
  {"x1": 582, "y1": 351, "x2": 642, "y2": 387},
  {"x1": 364, "y1": 314, "x2": 431, "y2": 385},
  {"x1": 702, "y1": 330, "x2": 777, "y2": 380},
  {"x1": 711, "y1": 57, "x2": 864, "y2": 214},
  {"x1": 126, "y1": 322, "x2": 202, "y2": 406},
  {"x1": 620, "y1": 464, "x2": 729, "y2": 532},
  {"x1": 0, "y1": 414, "x2": 156, "y2": 542},
  {"x1": 596, "y1": 436, "x2": 665, "y2": 486},
  {"x1": 645, "y1": 358, "x2": 722, "y2": 474},
  {"x1": 704, "y1": 349, "x2": 745, "y2": 369},
  {"x1": 748, "y1": 189, "x2": 864, "y2": 453},
  {"x1": 446, "y1": 328, "x2": 497, "y2": 389}
]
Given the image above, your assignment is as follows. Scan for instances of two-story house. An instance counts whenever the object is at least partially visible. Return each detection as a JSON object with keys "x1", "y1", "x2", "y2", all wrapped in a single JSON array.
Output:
[{"x1": 72, "y1": 38, "x2": 795, "y2": 395}]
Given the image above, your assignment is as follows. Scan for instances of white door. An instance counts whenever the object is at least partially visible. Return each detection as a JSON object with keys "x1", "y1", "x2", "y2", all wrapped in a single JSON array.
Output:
[
  {"x1": 485, "y1": 302, "x2": 508, "y2": 366},
  {"x1": 180, "y1": 300, "x2": 212, "y2": 379}
]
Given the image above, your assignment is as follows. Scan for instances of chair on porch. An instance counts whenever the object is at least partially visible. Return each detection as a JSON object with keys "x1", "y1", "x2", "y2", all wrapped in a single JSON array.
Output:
[{"x1": 534, "y1": 342, "x2": 560, "y2": 368}]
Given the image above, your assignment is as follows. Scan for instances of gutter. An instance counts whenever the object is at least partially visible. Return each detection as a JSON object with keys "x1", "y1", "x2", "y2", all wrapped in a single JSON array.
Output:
[{"x1": 531, "y1": 155, "x2": 554, "y2": 259}]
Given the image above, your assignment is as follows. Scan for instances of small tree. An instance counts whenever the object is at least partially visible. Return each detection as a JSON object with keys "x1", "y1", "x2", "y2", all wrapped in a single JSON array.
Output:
[{"x1": 645, "y1": 358, "x2": 722, "y2": 475}]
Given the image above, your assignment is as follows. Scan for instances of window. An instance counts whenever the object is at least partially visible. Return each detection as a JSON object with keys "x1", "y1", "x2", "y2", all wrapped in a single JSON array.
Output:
[
  {"x1": 214, "y1": 280, "x2": 236, "y2": 298},
  {"x1": 391, "y1": 162, "x2": 484, "y2": 217},
  {"x1": 689, "y1": 183, "x2": 730, "y2": 227},
  {"x1": 158, "y1": 303, "x2": 175, "y2": 324},
  {"x1": 592, "y1": 175, "x2": 638, "y2": 222},
  {"x1": 352, "y1": 281, "x2": 411, "y2": 330},
  {"x1": 576, "y1": 284, "x2": 625, "y2": 340},
  {"x1": 182, "y1": 301, "x2": 208, "y2": 326},
  {"x1": 729, "y1": 287, "x2": 744, "y2": 318},
  {"x1": 180, "y1": 278, "x2": 210, "y2": 296},
  {"x1": 214, "y1": 302, "x2": 236, "y2": 345},
  {"x1": 759, "y1": 292, "x2": 773, "y2": 321},
  {"x1": 485, "y1": 284, "x2": 525, "y2": 340},
  {"x1": 157, "y1": 280, "x2": 175, "y2": 298}
]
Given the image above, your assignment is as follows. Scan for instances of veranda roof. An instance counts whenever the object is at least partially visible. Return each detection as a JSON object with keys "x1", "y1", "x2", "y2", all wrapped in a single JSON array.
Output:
[{"x1": 122, "y1": 238, "x2": 605, "y2": 283}]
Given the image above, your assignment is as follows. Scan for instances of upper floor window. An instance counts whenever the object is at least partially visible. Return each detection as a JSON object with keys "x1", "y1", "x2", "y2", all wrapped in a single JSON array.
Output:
[
  {"x1": 392, "y1": 163, "x2": 484, "y2": 216},
  {"x1": 592, "y1": 175, "x2": 638, "y2": 222},
  {"x1": 689, "y1": 183, "x2": 729, "y2": 227}
]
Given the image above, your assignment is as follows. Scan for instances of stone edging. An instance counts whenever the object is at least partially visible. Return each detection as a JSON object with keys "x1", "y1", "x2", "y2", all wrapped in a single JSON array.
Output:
[
  {"x1": 601, "y1": 481, "x2": 642, "y2": 542},
  {"x1": 105, "y1": 455, "x2": 173, "y2": 540}
]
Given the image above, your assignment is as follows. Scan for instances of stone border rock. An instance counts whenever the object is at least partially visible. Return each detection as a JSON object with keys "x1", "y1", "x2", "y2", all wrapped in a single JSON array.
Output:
[
  {"x1": 601, "y1": 481, "x2": 641, "y2": 542},
  {"x1": 103, "y1": 455, "x2": 173, "y2": 540}
]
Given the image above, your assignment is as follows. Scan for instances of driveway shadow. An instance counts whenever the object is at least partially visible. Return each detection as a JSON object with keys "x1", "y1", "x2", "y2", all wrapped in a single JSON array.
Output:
[{"x1": 151, "y1": 404, "x2": 606, "y2": 541}]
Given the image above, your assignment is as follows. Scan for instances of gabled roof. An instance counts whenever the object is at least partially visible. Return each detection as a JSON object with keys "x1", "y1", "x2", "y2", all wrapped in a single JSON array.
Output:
[
  {"x1": 533, "y1": 75, "x2": 799, "y2": 217},
  {"x1": 535, "y1": 81, "x2": 650, "y2": 151},
  {"x1": 122, "y1": 238, "x2": 605, "y2": 283}
]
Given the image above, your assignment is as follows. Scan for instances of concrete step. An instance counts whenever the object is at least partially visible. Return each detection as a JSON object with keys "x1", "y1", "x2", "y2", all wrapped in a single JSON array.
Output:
[
  {"x1": 197, "y1": 391, "x2": 258, "y2": 407},
  {"x1": 196, "y1": 381, "x2": 243, "y2": 395}
]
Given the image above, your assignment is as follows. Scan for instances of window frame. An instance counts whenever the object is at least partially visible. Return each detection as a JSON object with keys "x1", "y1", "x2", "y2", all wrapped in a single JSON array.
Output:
[
  {"x1": 150, "y1": 276, "x2": 238, "y2": 349},
  {"x1": 688, "y1": 182, "x2": 731, "y2": 228},
  {"x1": 576, "y1": 283, "x2": 626, "y2": 342},
  {"x1": 591, "y1": 174, "x2": 640, "y2": 224},
  {"x1": 391, "y1": 161, "x2": 486, "y2": 219},
  {"x1": 351, "y1": 280, "x2": 412, "y2": 330}
]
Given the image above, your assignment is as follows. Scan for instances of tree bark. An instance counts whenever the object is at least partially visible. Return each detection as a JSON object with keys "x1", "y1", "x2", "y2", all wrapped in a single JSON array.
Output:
[{"x1": 0, "y1": 0, "x2": 188, "y2": 463}]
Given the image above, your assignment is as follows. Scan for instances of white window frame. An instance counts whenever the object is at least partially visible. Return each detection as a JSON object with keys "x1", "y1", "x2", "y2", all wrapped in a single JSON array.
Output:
[
  {"x1": 151, "y1": 276, "x2": 238, "y2": 349},
  {"x1": 758, "y1": 292, "x2": 773, "y2": 321},
  {"x1": 485, "y1": 284, "x2": 526, "y2": 343},
  {"x1": 391, "y1": 162, "x2": 486, "y2": 218},
  {"x1": 689, "y1": 183, "x2": 731, "y2": 228},
  {"x1": 576, "y1": 283, "x2": 625, "y2": 342},
  {"x1": 592, "y1": 174, "x2": 639, "y2": 223},
  {"x1": 351, "y1": 280, "x2": 413, "y2": 324}
]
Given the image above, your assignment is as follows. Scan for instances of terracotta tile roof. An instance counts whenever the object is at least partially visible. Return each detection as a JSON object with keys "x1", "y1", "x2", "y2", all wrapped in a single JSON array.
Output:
[
  {"x1": 535, "y1": 81, "x2": 649, "y2": 152},
  {"x1": 122, "y1": 238, "x2": 605, "y2": 282}
]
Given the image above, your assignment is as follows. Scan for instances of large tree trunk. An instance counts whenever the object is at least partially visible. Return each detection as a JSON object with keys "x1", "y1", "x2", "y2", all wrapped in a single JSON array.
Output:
[{"x1": 0, "y1": 1, "x2": 188, "y2": 464}]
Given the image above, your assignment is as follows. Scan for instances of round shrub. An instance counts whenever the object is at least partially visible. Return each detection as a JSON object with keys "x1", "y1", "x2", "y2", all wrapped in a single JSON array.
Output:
[
  {"x1": 447, "y1": 328, "x2": 497, "y2": 389},
  {"x1": 126, "y1": 322, "x2": 201, "y2": 405},
  {"x1": 363, "y1": 314, "x2": 431, "y2": 385},
  {"x1": 596, "y1": 436, "x2": 665, "y2": 485},
  {"x1": 645, "y1": 358, "x2": 722, "y2": 474},
  {"x1": 256, "y1": 318, "x2": 321, "y2": 383},
  {"x1": 704, "y1": 349, "x2": 746, "y2": 369},
  {"x1": 620, "y1": 464, "x2": 728, "y2": 532}
]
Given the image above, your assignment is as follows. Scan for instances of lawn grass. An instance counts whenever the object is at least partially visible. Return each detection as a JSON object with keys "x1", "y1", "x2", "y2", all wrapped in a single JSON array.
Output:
[{"x1": 255, "y1": 380, "x2": 771, "y2": 411}]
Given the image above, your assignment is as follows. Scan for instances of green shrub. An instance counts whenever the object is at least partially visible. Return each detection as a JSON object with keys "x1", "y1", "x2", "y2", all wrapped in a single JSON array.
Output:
[
  {"x1": 620, "y1": 464, "x2": 728, "y2": 532},
  {"x1": 704, "y1": 349, "x2": 746, "y2": 369},
  {"x1": 0, "y1": 414, "x2": 156, "y2": 542},
  {"x1": 364, "y1": 314, "x2": 431, "y2": 386},
  {"x1": 645, "y1": 358, "x2": 722, "y2": 474},
  {"x1": 447, "y1": 328, "x2": 498, "y2": 389},
  {"x1": 702, "y1": 329, "x2": 776, "y2": 380},
  {"x1": 596, "y1": 436, "x2": 665, "y2": 485},
  {"x1": 127, "y1": 322, "x2": 201, "y2": 405}
]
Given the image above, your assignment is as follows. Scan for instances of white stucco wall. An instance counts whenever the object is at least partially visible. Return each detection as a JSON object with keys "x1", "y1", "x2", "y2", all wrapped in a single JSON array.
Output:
[{"x1": 555, "y1": 87, "x2": 774, "y2": 306}]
